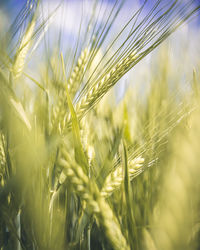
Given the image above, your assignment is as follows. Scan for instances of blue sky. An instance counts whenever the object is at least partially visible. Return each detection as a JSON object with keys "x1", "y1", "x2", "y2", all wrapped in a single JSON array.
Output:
[
  {"x1": 1, "y1": 0, "x2": 199, "y2": 96},
  {"x1": 1, "y1": 0, "x2": 199, "y2": 57},
  {"x1": 1, "y1": 0, "x2": 199, "y2": 55},
  {"x1": 1, "y1": 0, "x2": 200, "y2": 24}
]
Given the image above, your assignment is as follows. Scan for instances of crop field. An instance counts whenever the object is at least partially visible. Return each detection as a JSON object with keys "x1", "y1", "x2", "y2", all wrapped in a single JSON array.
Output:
[{"x1": 0, "y1": 0, "x2": 200, "y2": 249}]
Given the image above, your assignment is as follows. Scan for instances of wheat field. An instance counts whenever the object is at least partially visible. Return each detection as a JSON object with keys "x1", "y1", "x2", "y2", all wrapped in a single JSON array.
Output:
[{"x1": 0, "y1": 0, "x2": 200, "y2": 249}]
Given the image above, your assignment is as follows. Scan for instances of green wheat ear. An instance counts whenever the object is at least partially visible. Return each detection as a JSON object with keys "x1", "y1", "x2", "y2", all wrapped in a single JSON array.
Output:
[
  {"x1": 0, "y1": 135, "x2": 6, "y2": 167},
  {"x1": 62, "y1": 1, "x2": 200, "y2": 129},
  {"x1": 11, "y1": 0, "x2": 56, "y2": 80},
  {"x1": 59, "y1": 148, "x2": 130, "y2": 250},
  {"x1": 101, "y1": 156, "x2": 144, "y2": 198},
  {"x1": 12, "y1": 3, "x2": 38, "y2": 79},
  {"x1": 51, "y1": 48, "x2": 89, "y2": 134},
  {"x1": 68, "y1": 47, "x2": 89, "y2": 98}
]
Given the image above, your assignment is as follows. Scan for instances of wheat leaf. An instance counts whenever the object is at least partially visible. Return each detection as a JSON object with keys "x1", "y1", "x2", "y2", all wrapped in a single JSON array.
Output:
[{"x1": 0, "y1": 71, "x2": 31, "y2": 131}]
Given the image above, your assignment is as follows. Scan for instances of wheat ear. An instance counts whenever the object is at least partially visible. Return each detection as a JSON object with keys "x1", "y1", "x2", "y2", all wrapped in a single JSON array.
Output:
[
  {"x1": 51, "y1": 48, "x2": 88, "y2": 133},
  {"x1": 101, "y1": 156, "x2": 144, "y2": 197},
  {"x1": 68, "y1": 48, "x2": 89, "y2": 97},
  {"x1": 64, "y1": 1, "x2": 200, "y2": 126},
  {"x1": 0, "y1": 135, "x2": 6, "y2": 166},
  {"x1": 51, "y1": 92, "x2": 68, "y2": 133},
  {"x1": 75, "y1": 52, "x2": 137, "y2": 113},
  {"x1": 12, "y1": 15, "x2": 36, "y2": 79},
  {"x1": 65, "y1": 51, "x2": 137, "y2": 124},
  {"x1": 58, "y1": 148, "x2": 130, "y2": 250}
]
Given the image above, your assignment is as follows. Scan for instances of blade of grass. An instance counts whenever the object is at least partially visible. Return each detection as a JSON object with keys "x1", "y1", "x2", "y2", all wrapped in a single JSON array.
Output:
[
  {"x1": 0, "y1": 71, "x2": 31, "y2": 131},
  {"x1": 122, "y1": 140, "x2": 138, "y2": 249}
]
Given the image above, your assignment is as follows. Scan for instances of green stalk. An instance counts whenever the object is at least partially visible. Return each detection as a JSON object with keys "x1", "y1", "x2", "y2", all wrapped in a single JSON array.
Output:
[{"x1": 123, "y1": 141, "x2": 138, "y2": 249}]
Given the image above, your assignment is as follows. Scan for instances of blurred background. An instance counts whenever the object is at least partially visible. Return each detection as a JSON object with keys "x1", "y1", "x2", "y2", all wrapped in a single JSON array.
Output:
[{"x1": 1, "y1": 1, "x2": 200, "y2": 250}]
